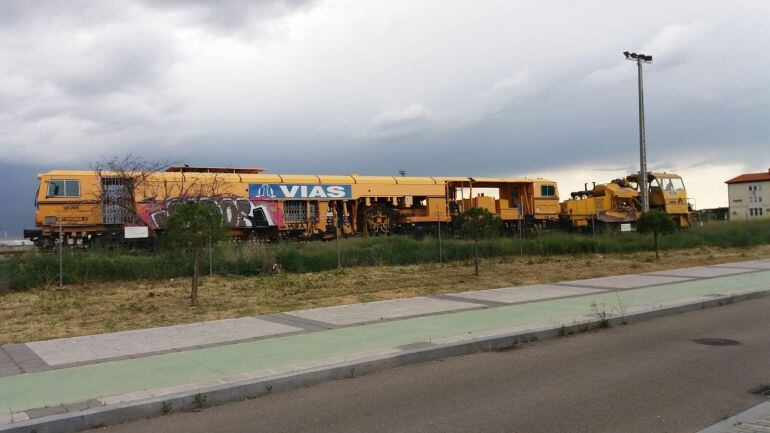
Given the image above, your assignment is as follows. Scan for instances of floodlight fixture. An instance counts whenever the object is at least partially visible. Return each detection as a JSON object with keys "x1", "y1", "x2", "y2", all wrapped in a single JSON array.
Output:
[{"x1": 625, "y1": 52, "x2": 653, "y2": 64}]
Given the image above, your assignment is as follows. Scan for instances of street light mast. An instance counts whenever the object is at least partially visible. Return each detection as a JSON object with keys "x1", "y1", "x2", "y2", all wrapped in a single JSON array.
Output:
[{"x1": 623, "y1": 51, "x2": 653, "y2": 213}]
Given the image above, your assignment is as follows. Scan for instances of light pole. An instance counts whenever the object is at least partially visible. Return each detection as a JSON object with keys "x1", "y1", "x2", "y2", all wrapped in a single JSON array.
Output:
[{"x1": 624, "y1": 51, "x2": 653, "y2": 212}]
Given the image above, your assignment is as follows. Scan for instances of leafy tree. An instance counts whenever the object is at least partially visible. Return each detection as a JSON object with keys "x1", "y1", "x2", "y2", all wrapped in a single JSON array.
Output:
[
  {"x1": 165, "y1": 201, "x2": 227, "y2": 305},
  {"x1": 636, "y1": 210, "x2": 675, "y2": 259},
  {"x1": 455, "y1": 207, "x2": 503, "y2": 275}
]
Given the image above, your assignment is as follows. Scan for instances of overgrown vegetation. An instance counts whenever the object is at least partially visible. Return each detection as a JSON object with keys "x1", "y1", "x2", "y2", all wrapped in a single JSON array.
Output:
[
  {"x1": 2, "y1": 244, "x2": 769, "y2": 344},
  {"x1": 1, "y1": 219, "x2": 769, "y2": 291}
]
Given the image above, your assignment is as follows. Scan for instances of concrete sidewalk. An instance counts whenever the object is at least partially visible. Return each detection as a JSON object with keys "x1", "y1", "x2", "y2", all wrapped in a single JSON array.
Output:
[{"x1": 1, "y1": 259, "x2": 769, "y2": 432}]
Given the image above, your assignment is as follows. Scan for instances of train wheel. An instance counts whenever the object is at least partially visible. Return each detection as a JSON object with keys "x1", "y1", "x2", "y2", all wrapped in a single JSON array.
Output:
[{"x1": 365, "y1": 204, "x2": 393, "y2": 235}]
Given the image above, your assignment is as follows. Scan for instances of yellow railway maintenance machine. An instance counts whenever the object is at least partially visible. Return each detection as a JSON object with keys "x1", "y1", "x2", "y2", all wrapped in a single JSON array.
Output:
[
  {"x1": 560, "y1": 172, "x2": 692, "y2": 231},
  {"x1": 25, "y1": 166, "x2": 561, "y2": 247},
  {"x1": 628, "y1": 172, "x2": 692, "y2": 227}
]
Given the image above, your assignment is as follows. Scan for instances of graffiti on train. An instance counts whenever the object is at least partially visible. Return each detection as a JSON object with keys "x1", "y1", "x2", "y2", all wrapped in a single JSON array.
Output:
[{"x1": 138, "y1": 196, "x2": 283, "y2": 229}]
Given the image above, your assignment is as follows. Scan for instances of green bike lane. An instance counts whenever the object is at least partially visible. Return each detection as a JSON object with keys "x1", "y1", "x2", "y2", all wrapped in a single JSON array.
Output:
[{"x1": 2, "y1": 270, "x2": 769, "y2": 416}]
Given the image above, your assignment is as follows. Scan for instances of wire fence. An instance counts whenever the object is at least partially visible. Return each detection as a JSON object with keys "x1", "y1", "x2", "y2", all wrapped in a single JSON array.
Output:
[{"x1": 2, "y1": 219, "x2": 770, "y2": 292}]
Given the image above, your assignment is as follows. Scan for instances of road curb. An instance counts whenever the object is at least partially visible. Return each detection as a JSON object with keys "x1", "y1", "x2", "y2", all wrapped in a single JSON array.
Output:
[
  {"x1": 696, "y1": 401, "x2": 770, "y2": 433},
  {"x1": 3, "y1": 287, "x2": 770, "y2": 433}
]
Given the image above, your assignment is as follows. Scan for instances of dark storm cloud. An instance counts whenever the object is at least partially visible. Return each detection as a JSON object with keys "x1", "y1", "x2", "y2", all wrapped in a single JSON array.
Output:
[{"x1": 0, "y1": 1, "x2": 769, "y2": 234}]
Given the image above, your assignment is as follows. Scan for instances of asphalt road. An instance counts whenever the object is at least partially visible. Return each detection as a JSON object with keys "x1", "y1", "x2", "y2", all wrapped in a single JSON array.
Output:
[{"x1": 92, "y1": 296, "x2": 770, "y2": 433}]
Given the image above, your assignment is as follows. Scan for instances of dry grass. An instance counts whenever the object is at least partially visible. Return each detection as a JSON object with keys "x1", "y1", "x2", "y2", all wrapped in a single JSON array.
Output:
[{"x1": 1, "y1": 244, "x2": 769, "y2": 344}]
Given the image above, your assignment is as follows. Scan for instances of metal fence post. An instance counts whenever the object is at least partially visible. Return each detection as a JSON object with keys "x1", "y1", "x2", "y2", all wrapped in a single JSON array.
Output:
[
  {"x1": 336, "y1": 205, "x2": 342, "y2": 270},
  {"x1": 59, "y1": 214, "x2": 63, "y2": 289},
  {"x1": 437, "y1": 204, "x2": 442, "y2": 264},
  {"x1": 519, "y1": 215, "x2": 523, "y2": 257},
  {"x1": 699, "y1": 210, "x2": 705, "y2": 246},
  {"x1": 208, "y1": 236, "x2": 213, "y2": 276}
]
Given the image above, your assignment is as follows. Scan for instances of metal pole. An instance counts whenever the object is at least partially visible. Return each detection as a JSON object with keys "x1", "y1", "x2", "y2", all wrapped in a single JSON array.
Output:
[
  {"x1": 59, "y1": 214, "x2": 63, "y2": 289},
  {"x1": 208, "y1": 236, "x2": 213, "y2": 276},
  {"x1": 437, "y1": 204, "x2": 442, "y2": 264},
  {"x1": 699, "y1": 210, "x2": 704, "y2": 245},
  {"x1": 336, "y1": 203, "x2": 342, "y2": 270},
  {"x1": 637, "y1": 58, "x2": 649, "y2": 213},
  {"x1": 691, "y1": 198, "x2": 704, "y2": 245},
  {"x1": 519, "y1": 214, "x2": 523, "y2": 257}
]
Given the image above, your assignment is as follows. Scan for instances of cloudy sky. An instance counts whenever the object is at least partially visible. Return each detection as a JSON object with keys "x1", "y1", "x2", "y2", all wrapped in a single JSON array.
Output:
[{"x1": 1, "y1": 0, "x2": 769, "y2": 235}]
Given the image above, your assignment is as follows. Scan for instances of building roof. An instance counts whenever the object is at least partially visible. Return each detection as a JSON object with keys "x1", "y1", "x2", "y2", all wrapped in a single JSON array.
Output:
[{"x1": 725, "y1": 169, "x2": 770, "y2": 184}]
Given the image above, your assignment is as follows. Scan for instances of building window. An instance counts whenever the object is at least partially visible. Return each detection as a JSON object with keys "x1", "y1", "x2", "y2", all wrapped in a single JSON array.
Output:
[{"x1": 47, "y1": 180, "x2": 80, "y2": 197}]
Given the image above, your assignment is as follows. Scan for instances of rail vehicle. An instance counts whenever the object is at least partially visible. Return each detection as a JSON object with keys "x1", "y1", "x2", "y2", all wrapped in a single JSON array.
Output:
[
  {"x1": 560, "y1": 172, "x2": 693, "y2": 230},
  {"x1": 24, "y1": 166, "x2": 561, "y2": 247}
]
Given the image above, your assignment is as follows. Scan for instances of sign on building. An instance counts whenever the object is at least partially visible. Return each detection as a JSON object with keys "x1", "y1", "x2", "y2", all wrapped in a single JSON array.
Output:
[
  {"x1": 124, "y1": 226, "x2": 149, "y2": 239},
  {"x1": 249, "y1": 184, "x2": 352, "y2": 200}
]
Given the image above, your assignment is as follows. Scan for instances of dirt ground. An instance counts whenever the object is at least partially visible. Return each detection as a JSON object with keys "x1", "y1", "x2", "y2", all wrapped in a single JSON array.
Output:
[{"x1": 1, "y1": 244, "x2": 769, "y2": 344}]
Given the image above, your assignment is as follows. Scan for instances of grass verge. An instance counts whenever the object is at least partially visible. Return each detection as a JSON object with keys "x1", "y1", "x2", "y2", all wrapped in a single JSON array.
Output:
[
  {"x1": 0, "y1": 243, "x2": 768, "y2": 344},
  {"x1": 2, "y1": 219, "x2": 770, "y2": 291}
]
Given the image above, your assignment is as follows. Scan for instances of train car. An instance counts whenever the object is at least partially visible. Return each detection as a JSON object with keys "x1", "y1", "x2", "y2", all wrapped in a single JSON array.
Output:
[
  {"x1": 560, "y1": 172, "x2": 693, "y2": 230},
  {"x1": 25, "y1": 166, "x2": 560, "y2": 247}
]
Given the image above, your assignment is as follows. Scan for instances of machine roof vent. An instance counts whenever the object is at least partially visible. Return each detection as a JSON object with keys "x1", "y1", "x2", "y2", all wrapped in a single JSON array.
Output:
[{"x1": 165, "y1": 166, "x2": 265, "y2": 174}]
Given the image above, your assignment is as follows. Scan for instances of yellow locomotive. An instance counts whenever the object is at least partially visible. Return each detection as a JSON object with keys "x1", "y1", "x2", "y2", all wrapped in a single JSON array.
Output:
[
  {"x1": 25, "y1": 166, "x2": 560, "y2": 247},
  {"x1": 560, "y1": 172, "x2": 692, "y2": 230}
]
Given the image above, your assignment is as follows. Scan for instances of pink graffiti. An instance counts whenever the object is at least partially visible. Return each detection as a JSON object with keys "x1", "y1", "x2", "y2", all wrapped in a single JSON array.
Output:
[{"x1": 137, "y1": 195, "x2": 284, "y2": 230}]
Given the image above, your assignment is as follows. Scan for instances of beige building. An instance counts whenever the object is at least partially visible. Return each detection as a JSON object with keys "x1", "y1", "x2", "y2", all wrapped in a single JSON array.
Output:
[{"x1": 725, "y1": 169, "x2": 770, "y2": 220}]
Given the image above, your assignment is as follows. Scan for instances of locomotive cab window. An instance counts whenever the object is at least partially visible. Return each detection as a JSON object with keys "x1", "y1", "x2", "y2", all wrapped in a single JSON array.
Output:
[
  {"x1": 540, "y1": 185, "x2": 555, "y2": 197},
  {"x1": 47, "y1": 180, "x2": 80, "y2": 197}
]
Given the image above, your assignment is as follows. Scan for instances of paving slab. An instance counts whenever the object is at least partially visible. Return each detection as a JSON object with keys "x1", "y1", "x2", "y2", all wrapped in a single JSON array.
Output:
[
  {"x1": 284, "y1": 296, "x2": 483, "y2": 326},
  {"x1": 450, "y1": 284, "x2": 606, "y2": 304},
  {"x1": 0, "y1": 349, "x2": 20, "y2": 377},
  {"x1": 646, "y1": 266, "x2": 756, "y2": 279},
  {"x1": 26, "y1": 317, "x2": 302, "y2": 366},
  {"x1": 713, "y1": 259, "x2": 770, "y2": 270},
  {"x1": 0, "y1": 344, "x2": 48, "y2": 373},
  {"x1": 559, "y1": 273, "x2": 693, "y2": 290}
]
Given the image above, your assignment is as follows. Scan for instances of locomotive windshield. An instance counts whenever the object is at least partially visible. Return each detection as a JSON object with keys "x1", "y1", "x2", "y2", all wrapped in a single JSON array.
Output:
[
  {"x1": 656, "y1": 177, "x2": 685, "y2": 192},
  {"x1": 47, "y1": 180, "x2": 80, "y2": 197}
]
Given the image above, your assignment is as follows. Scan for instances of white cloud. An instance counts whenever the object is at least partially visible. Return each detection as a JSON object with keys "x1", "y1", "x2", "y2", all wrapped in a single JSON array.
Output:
[
  {"x1": 583, "y1": 20, "x2": 711, "y2": 86},
  {"x1": 367, "y1": 104, "x2": 435, "y2": 137},
  {"x1": 0, "y1": 0, "x2": 767, "y2": 182}
]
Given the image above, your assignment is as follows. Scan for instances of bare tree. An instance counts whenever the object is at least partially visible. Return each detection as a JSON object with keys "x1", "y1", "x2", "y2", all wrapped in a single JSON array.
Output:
[
  {"x1": 91, "y1": 153, "x2": 174, "y2": 241},
  {"x1": 93, "y1": 153, "x2": 236, "y2": 250},
  {"x1": 91, "y1": 154, "x2": 234, "y2": 247}
]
